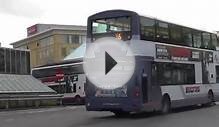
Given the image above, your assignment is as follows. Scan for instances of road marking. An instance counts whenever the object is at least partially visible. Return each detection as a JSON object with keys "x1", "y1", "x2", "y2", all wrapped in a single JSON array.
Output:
[
  {"x1": 4, "y1": 118, "x2": 14, "y2": 122},
  {"x1": 0, "y1": 106, "x2": 83, "y2": 116},
  {"x1": 22, "y1": 106, "x2": 80, "y2": 114}
]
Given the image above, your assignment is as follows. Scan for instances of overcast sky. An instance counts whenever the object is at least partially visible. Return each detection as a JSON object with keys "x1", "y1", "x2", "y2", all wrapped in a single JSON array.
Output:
[{"x1": 0, "y1": 0, "x2": 218, "y2": 47}]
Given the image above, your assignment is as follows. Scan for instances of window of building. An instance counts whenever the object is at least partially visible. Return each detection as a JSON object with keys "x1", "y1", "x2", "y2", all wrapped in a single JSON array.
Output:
[
  {"x1": 156, "y1": 63, "x2": 195, "y2": 85},
  {"x1": 39, "y1": 46, "x2": 53, "y2": 62},
  {"x1": 11, "y1": 50, "x2": 16, "y2": 74},
  {"x1": 140, "y1": 17, "x2": 155, "y2": 41},
  {"x1": 46, "y1": 50, "x2": 49, "y2": 57},
  {"x1": 211, "y1": 34, "x2": 217, "y2": 49},
  {"x1": 39, "y1": 51, "x2": 42, "y2": 59},
  {"x1": 202, "y1": 32, "x2": 211, "y2": 49},
  {"x1": 156, "y1": 21, "x2": 169, "y2": 42},
  {"x1": 49, "y1": 48, "x2": 53, "y2": 56},
  {"x1": 71, "y1": 35, "x2": 79, "y2": 44},
  {"x1": 16, "y1": 50, "x2": 21, "y2": 74},
  {"x1": 193, "y1": 31, "x2": 202, "y2": 48},
  {"x1": 64, "y1": 35, "x2": 80, "y2": 44},
  {"x1": 79, "y1": 35, "x2": 86, "y2": 44},
  {"x1": 20, "y1": 51, "x2": 26, "y2": 74},
  {"x1": 5, "y1": 49, "x2": 11, "y2": 73},
  {"x1": 39, "y1": 36, "x2": 54, "y2": 48},
  {"x1": 182, "y1": 27, "x2": 193, "y2": 47},
  {"x1": 0, "y1": 49, "x2": 29, "y2": 74},
  {"x1": 61, "y1": 47, "x2": 67, "y2": 57},
  {"x1": 0, "y1": 48, "x2": 5, "y2": 73},
  {"x1": 26, "y1": 52, "x2": 30, "y2": 74},
  {"x1": 61, "y1": 35, "x2": 68, "y2": 43}
]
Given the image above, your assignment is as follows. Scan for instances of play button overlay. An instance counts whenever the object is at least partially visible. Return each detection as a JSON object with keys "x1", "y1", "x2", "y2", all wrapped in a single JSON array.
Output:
[
  {"x1": 105, "y1": 52, "x2": 117, "y2": 75},
  {"x1": 83, "y1": 37, "x2": 135, "y2": 90}
]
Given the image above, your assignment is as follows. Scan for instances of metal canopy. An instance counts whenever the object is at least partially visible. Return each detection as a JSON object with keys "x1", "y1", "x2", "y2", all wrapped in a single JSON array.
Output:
[{"x1": 0, "y1": 74, "x2": 55, "y2": 94}]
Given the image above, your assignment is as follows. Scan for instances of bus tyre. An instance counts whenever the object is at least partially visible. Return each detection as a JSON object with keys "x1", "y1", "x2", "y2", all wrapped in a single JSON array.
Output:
[
  {"x1": 75, "y1": 95, "x2": 82, "y2": 104},
  {"x1": 161, "y1": 95, "x2": 171, "y2": 114},
  {"x1": 113, "y1": 111, "x2": 130, "y2": 117},
  {"x1": 207, "y1": 90, "x2": 215, "y2": 106}
]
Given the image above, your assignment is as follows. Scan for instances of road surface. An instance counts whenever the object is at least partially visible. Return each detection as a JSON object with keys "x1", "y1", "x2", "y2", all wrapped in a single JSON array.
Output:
[{"x1": 0, "y1": 104, "x2": 219, "y2": 127}]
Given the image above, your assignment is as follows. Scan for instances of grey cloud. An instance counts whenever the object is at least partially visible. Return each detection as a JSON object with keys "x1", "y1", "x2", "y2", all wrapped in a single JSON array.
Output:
[{"x1": 0, "y1": 0, "x2": 44, "y2": 18}]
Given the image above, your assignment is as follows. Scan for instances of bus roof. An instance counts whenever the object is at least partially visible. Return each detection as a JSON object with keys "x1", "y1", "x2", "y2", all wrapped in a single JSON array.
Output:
[
  {"x1": 88, "y1": 9, "x2": 138, "y2": 20},
  {"x1": 89, "y1": 9, "x2": 217, "y2": 34}
]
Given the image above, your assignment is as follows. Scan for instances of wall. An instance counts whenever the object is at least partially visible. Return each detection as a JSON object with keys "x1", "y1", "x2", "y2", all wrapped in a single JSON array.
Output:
[
  {"x1": 16, "y1": 30, "x2": 86, "y2": 68},
  {"x1": 0, "y1": 48, "x2": 30, "y2": 74}
]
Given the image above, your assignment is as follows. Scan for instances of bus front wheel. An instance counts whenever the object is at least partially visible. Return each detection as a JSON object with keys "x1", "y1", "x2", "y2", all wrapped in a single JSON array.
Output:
[
  {"x1": 75, "y1": 95, "x2": 82, "y2": 104},
  {"x1": 206, "y1": 90, "x2": 215, "y2": 106},
  {"x1": 161, "y1": 95, "x2": 171, "y2": 114}
]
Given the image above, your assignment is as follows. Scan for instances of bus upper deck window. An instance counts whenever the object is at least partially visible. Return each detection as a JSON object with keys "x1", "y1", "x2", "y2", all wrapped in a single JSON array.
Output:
[
  {"x1": 92, "y1": 23, "x2": 107, "y2": 34},
  {"x1": 91, "y1": 16, "x2": 131, "y2": 41}
]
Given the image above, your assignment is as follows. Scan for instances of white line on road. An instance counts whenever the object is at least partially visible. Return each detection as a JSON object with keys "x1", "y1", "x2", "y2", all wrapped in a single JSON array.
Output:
[{"x1": 0, "y1": 106, "x2": 83, "y2": 116}]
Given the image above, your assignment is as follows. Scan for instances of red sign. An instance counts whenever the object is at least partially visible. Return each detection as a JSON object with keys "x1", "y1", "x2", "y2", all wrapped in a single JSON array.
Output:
[
  {"x1": 169, "y1": 47, "x2": 191, "y2": 57},
  {"x1": 55, "y1": 68, "x2": 64, "y2": 80},
  {"x1": 27, "y1": 24, "x2": 37, "y2": 36},
  {"x1": 156, "y1": 44, "x2": 201, "y2": 61},
  {"x1": 186, "y1": 86, "x2": 200, "y2": 93},
  {"x1": 56, "y1": 74, "x2": 64, "y2": 79},
  {"x1": 41, "y1": 77, "x2": 57, "y2": 83}
]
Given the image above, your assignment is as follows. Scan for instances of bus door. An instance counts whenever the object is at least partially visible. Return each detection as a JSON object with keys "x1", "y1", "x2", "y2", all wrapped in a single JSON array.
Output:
[
  {"x1": 141, "y1": 68, "x2": 148, "y2": 103},
  {"x1": 150, "y1": 62, "x2": 162, "y2": 105},
  {"x1": 141, "y1": 61, "x2": 154, "y2": 103},
  {"x1": 140, "y1": 60, "x2": 162, "y2": 105},
  {"x1": 136, "y1": 58, "x2": 151, "y2": 103}
]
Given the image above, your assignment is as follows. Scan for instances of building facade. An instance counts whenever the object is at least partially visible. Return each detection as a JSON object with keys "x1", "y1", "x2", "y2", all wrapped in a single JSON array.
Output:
[
  {"x1": 0, "y1": 47, "x2": 30, "y2": 74},
  {"x1": 11, "y1": 24, "x2": 87, "y2": 68},
  {"x1": 0, "y1": 46, "x2": 61, "y2": 109}
]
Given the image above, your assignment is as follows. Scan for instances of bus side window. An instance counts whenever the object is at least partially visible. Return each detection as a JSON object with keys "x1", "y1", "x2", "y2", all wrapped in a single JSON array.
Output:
[{"x1": 73, "y1": 83, "x2": 76, "y2": 93}]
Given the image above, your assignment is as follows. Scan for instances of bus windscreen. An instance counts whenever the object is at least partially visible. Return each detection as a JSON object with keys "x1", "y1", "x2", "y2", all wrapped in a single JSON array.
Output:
[{"x1": 92, "y1": 16, "x2": 131, "y2": 41}]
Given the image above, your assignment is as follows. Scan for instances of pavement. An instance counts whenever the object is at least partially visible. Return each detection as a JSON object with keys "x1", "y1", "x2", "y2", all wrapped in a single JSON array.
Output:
[{"x1": 0, "y1": 103, "x2": 219, "y2": 127}]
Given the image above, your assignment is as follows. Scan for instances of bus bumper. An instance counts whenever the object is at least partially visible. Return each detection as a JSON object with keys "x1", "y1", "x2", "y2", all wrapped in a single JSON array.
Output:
[{"x1": 85, "y1": 97, "x2": 141, "y2": 112}]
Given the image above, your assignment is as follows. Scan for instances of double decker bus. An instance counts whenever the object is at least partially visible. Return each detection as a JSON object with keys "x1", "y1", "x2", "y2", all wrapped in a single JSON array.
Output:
[
  {"x1": 32, "y1": 58, "x2": 86, "y2": 104},
  {"x1": 85, "y1": 10, "x2": 219, "y2": 116}
]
